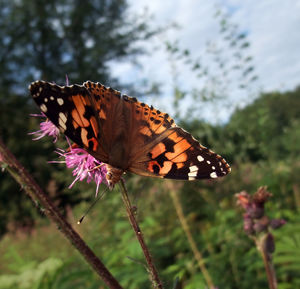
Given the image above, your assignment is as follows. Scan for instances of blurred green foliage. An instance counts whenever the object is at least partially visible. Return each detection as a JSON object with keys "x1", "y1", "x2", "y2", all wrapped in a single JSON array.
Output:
[{"x1": 1, "y1": 1, "x2": 299, "y2": 289}]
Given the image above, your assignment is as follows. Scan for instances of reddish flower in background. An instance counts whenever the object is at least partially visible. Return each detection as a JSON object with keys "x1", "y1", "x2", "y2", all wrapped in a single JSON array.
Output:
[
  {"x1": 236, "y1": 187, "x2": 285, "y2": 236},
  {"x1": 236, "y1": 187, "x2": 286, "y2": 287}
]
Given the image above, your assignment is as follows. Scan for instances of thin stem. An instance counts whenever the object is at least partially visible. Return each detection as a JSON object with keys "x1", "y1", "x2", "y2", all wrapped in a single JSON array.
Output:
[
  {"x1": 256, "y1": 235, "x2": 278, "y2": 289},
  {"x1": 168, "y1": 184, "x2": 215, "y2": 289},
  {"x1": 292, "y1": 184, "x2": 300, "y2": 211},
  {"x1": 0, "y1": 139, "x2": 123, "y2": 289},
  {"x1": 118, "y1": 179, "x2": 164, "y2": 289}
]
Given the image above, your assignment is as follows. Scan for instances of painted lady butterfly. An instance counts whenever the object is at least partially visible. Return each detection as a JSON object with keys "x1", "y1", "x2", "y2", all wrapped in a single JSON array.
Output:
[{"x1": 29, "y1": 81, "x2": 230, "y2": 188}]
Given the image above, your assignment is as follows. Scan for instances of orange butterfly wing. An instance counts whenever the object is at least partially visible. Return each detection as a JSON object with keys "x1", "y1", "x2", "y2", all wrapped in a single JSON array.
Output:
[
  {"x1": 30, "y1": 80, "x2": 231, "y2": 182},
  {"x1": 83, "y1": 81, "x2": 230, "y2": 180},
  {"x1": 29, "y1": 81, "x2": 108, "y2": 162}
]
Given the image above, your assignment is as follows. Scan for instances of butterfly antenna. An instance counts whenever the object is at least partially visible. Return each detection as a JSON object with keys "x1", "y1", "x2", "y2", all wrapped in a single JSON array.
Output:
[
  {"x1": 77, "y1": 186, "x2": 109, "y2": 224},
  {"x1": 65, "y1": 74, "x2": 69, "y2": 86}
]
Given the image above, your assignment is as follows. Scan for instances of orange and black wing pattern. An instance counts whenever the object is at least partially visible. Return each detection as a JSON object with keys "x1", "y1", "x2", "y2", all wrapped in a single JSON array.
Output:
[
  {"x1": 29, "y1": 80, "x2": 231, "y2": 181},
  {"x1": 112, "y1": 88, "x2": 231, "y2": 180},
  {"x1": 129, "y1": 126, "x2": 231, "y2": 180},
  {"x1": 29, "y1": 81, "x2": 108, "y2": 162}
]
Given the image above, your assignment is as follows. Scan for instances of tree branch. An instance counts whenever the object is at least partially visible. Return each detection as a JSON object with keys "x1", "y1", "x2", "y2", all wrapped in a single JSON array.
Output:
[{"x1": 0, "y1": 138, "x2": 123, "y2": 289}]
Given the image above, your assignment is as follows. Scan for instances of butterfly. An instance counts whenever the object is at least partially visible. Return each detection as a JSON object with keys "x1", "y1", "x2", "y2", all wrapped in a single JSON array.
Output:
[{"x1": 29, "y1": 80, "x2": 230, "y2": 188}]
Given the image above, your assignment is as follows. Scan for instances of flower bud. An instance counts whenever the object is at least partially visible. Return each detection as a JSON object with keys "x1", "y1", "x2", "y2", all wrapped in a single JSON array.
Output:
[
  {"x1": 248, "y1": 204, "x2": 264, "y2": 219},
  {"x1": 270, "y1": 219, "x2": 286, "y2": 229},
  {"x1": 265, "y1": 233, "x2": 275, "y2": 254},
  {"x1": 236, "y1": 191, "x2": 251, "y2": 209},
  {"x1": 253, "y1": 187, "x2": 272, "y2": 204},
  {"x1": 243, "y1": 213, "x2": 254, "y2": 235}
]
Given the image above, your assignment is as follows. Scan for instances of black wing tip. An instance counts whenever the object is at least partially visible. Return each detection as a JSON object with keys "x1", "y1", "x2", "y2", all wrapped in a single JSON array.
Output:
[
  {"x1": 29, "y1": 80, "x2": 48, "y2": 98},
  {"x1": 29, "y1": 79, "x2": 44, "y2": 91},
  {"x1": 218, "y1": 153, "x2": 231, "y2": 170},
  {"x1": 29, "y1": 80, "x2": 87, "y2": 98}
]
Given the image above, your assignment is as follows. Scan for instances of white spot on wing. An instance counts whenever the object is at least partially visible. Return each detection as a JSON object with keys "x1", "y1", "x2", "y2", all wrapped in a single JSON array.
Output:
[
  {"x1": 197, "y1": 155, "x2": 204, "y2": 162},
  {"x1": 40, "y1": 104, "x2": 47, "y2": 112},
  {"x1": 57, "y1": 98, "x2": 64, "y2": 105},
  {"x1": 50, "y1": 96, "x2": 54, "y2": 101},
  {"x1": 207, "y1": 160, "x2": 211, "y2": 164},
  {"x1": 210, "y1": 172, "x2": 217, "y2": 178},
  {"x1": 189, "y1": 165, "x2": 198, "y2": 172},
  {"x1": 188, "y1": 165, "x2": 198, "y2": 177},
  {"x1": 39, "y1": 87, "x2": 43, "y2": 93},
  {"x1": 44, "y1": 98, "x2": 48, "y2": 102},
  {"x1": 188, "y1": 171, "x2": 197, "y2": 177},
  {"x1": 59, "y1": 118, "x2": 67, "y2": 131},
  {"x1": 59, "y1": 112, "x2": 67, "y2": 123},
  {"x1": 212, "y1": 166, "x2": 215, "y2": 170},
  {"x1": 188, "y1": 176, "x2": 196, "y2": 180}
]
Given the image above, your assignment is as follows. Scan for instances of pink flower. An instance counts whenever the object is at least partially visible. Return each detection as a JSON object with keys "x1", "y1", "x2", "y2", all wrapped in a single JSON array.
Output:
[
  {"x1": 52, "y1": 145, "x2": 108, "y2": 195},
  {"x1": 29, "y1": 113, "x2": 60, "y2": 142},
  {"x1": 30, "y1": 109, "x2": 108, "y2": 193}
]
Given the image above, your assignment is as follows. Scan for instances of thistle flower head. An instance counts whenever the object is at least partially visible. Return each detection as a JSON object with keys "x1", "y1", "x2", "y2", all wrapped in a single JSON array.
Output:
[
  {"x1": 29, "y1": 113, "x2": 60, "y2": 142},
  {"x1": 30, "y1": 97, "x2": 108, "y2": 193},
  {"x1": 53, "y1": 145, "x2": 108, "y2": 195}
]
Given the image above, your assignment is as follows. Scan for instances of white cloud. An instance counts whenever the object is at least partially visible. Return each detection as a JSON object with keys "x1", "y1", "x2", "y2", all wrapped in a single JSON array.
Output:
[
  {"x1": 227, "y1": 0, "x2": 300, "y2": 92},
  {"x1": 109, "y1": 0, "x2": 300, "y2": 122}
]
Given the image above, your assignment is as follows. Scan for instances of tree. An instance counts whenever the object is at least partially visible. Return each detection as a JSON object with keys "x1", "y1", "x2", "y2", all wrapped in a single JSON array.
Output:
[{"x1": 0, "y1": 0, "x2": 157, "y2": 235}]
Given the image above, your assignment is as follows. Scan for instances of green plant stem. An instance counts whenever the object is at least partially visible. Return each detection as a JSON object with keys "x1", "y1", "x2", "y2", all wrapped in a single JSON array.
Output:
[
  {"x1": 293, "y1": 184, "x2": 300, "y2": 211},
  {"x1": 256, "y1": 235, "x2": 278, "y2": 289},
  {"x1": 169, "y1": 186, "x2": 215, "y2": 289},
  {"x1": 0, "y1": 138, "x2": 123, "y2": 289},
  {"x1": 118, "y1": 179, "x2": 164, "y2": 289}
]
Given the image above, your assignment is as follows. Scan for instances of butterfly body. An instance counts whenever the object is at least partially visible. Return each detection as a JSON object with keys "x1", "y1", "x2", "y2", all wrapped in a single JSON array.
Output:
[{"x1": 29, "y1": 80, "x2": 230, "y2": 188}]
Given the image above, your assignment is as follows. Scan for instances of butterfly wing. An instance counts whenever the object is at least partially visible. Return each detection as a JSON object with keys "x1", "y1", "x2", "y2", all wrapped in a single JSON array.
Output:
[
  {"x1": 83, "y1": 82, "x2": 230, "y2": 180},
  {"x1": 30, "y1": 80, "x2": 230, "y2": 181},
  {"x1": 83, "y1": 81, "x2": 140, "y2": 169},
  {"x1": 29, "y1": 81, "x2": 108, "y2": 162},
  {"x1": 95, "y1": 86, "x2": 231, "y2": 180},
  {"x1": 129, "y1": 125, "x2": 231, "y2": 180}
]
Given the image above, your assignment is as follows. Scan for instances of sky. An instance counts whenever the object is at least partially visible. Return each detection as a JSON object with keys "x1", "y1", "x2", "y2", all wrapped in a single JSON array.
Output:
[{"x1": 109, "y1": 0, "x2": 300, "y2": 122}]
